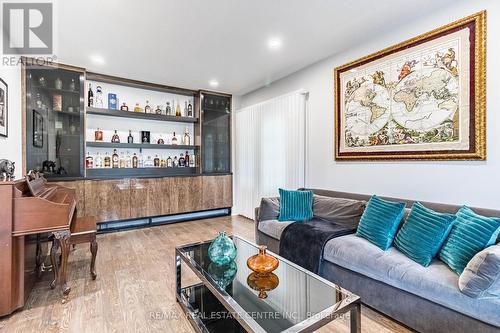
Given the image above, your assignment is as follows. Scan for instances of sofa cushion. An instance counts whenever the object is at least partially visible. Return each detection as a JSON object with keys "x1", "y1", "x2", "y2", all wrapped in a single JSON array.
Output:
[
  {"x1": 257, "y1": 219, "x2": 294, "y2": 240},
  {"x1": 356, "y1": 195, "x2": 406, "y2": 250},
  {"x1": 313, "y1": 195, "x2": 366, "y2": 228},
  {"x1": 258, "y1": 197, "x2": 280, "y2": 221},
  {"x1": 278, "y1": 189, "x2": 313, "y2": 222},
  {"x1": 323, "y1": 234, "x2": 500, "y2": 327},
  {"x1": 459, "y1": 245, "x2": 500, "y2": 299},
  {"x1": 394, "y1": 202, "x2": 456, "y2": 267},
  {"x1": 439, "y1": 206, "x2": 500, "y2": 275}
]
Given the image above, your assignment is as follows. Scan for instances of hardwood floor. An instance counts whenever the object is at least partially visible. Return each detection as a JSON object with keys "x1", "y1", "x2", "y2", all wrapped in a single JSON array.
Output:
[{"x1": 0, "y1": 215, "x2": 412, "y2": 333}]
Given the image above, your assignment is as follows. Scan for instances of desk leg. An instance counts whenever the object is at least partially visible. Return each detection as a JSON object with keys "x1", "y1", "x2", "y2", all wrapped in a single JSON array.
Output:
[
  {"x1": 53, "y1": 230, "x2": 71, "y2": 296},
  {"x1": 350, "y1": 303, "x2": 361, "y2": 333}
]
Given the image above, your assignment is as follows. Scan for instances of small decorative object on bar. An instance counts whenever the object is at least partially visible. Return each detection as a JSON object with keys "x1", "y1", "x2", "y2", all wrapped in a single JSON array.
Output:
[
  {"x1": 171, "y1": 132, "x2": 178, "y2": 145},
  {"x1": 94, "y1": 128, "x2": 103, "y2": 141},
  {"x1": 188, "y1": 100, "x2": 193, "y2": 117},
  {"x1": 112, "y1": 149, "x2": 119, "y2": 168},
  {"x1": 208, "y1": 231, "x2": 237, "y2": 265},
  {"x1": 247, "y1": 272, "x2": 279, "y2": 299},
  {"x1": 87, "y1": 83, "x2": 94, "y2": 107},
  {"x1": 53, "y1": 94, "x2": 62, "y2": 111},
  {"x1": 134, "y1": 102, "x2": 142, "y2": 113},
  {"x1": 42, "y1": 160, "x2": 56, "y2": 173},
  {"x1": 182, "y1": 127, "x2": 191, "y2": 145},
  {"x1": 33, "y1": 110, "x2": 44, "y2": 148},
  {"x1": 179, "y1": 153, "x2": 185, "y2": 167},
  {"x1": 0, "y1": 78, "x2": 8, "y2": 137},
  {"x1": 175, "y1": 101, "x2": 181, "y2": 117},
  {"x1": 247, "y1": 245, "x2": 279, "y2": 275},
  {"x1": 165, "y1": 102, "x2": 172, "y2": 115},
  {"x1": 108, "y1": 93, "x2": 117, "y2": 110},
  {"x1": 334, "y1": 11, "x2": 486, "y2": 161},
  {"x1": 155, "y1": 105, "x2": 162, "y2": 115},
  {"x1": 154, "y1": 154, "x2": 160, "y2": 167},
  {"x1": 127, "y1": 130, "x2": 134, "y2": 143},
  {"x1": 208, "y1": 261, "x2": 237, "y2": 289},
  {"x1": 95, "y1": 86, "x2": 103, "y2": 108},
  {"x1": 104, "y1": 152, "x2": 111, "y2": 168},
  {"x1": 184, "y1": 151, "x2": 190, "y2": 167},
  {"x1": 54, "y1": 77, "x2": 62, "y2": 90},
  {"x1": 111, "y1": 130, "x2": 120, "y2": 143},
  {"x1": 132, "y1": 153, "x2": 138, "y2": 168},
  {"x1": 144, "y1": 100, "x2": 151, "y2": 114},
  {"x1": 167, "y1": 156, "x2": 172, "y2": 167},
  {"x1": 140, "y1": 131, "x2": 150, "y2": 143},
  {"x1": 120, "y1": 102, "x2": 129, "y2": 111},
  {"x1": 157, "y1": 135, "x2": 164, "y2": 144},
  {"x1": 0, "y1": 159, "x2": 15, "y2": 181},
  {"x1": 85, "y1": 152, "x2": 93, "y2": 169}
]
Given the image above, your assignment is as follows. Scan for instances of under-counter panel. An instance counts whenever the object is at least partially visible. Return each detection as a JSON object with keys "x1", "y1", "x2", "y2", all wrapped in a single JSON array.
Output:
[
  {"x1": 84, "y1": 179, "x2": 131, "y2": 222},
  {"x1": 130, "y1": 178, "x2": 170, "y2": 219},
  {"x1": 202, "y1": 175, "x2": 232, "y2": 210},
  {"x1": 169, "y1": 177, "x2": 203, "y2": 214}
]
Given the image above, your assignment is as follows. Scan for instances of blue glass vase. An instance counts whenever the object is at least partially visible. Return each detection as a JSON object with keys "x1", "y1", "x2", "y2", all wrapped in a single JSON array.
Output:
[
  {"x1": 208, "y1": 231, "x2": 237, "y2": 265},
  {"x1": 208, "y1": 261, "x2": 237, "y2": 289}
]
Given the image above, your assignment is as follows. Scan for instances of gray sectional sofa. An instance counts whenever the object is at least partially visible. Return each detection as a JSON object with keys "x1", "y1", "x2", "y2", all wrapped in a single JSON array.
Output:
[{"x1": 255, "y1": 189, "x2": 500, "y2": 333}]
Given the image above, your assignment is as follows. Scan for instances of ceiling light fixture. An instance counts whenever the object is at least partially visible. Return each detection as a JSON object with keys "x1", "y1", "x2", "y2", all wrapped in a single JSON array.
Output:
[
  {"x1": 90, "y1": 54, "x2": 105, "y2": 65},
  {"x1": 209, "y1": 79, "x2": 219, "y2": 88},
  {"x1": 268, "y1": 37, "x2": 282, "y2": 50}
]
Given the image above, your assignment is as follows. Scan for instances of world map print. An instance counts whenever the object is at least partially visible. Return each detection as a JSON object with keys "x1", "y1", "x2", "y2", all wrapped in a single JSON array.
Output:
[{"x1": 343, "y1": 43, "x2": 461, "y2": 148}]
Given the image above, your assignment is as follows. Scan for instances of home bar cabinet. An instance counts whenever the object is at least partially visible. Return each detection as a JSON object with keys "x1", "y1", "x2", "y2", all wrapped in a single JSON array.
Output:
[{"x1": 22, "y1": 61, "x2": 232, "y2": 231}]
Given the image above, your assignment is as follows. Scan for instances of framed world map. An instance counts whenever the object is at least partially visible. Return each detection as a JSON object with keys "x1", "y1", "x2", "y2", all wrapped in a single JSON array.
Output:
[{"x1": 334, "y1": 11, "x2": 486, "y2": 160}]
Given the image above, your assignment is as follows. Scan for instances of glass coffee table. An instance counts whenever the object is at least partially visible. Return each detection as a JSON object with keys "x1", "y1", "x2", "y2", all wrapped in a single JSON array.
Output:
[{"x1": 176, "y1": 236, "x2": 361, "y2": 333}]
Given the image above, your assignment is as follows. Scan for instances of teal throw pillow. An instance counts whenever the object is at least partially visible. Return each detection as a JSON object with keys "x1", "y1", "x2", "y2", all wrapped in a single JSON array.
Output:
[
  {"x1": 394, "y1": 202, "x2": 456, "y2": 267},
  {"x1": 278, "y1": 189, "x2": 313, "y2": 222},
  {"x1": 356, "y1": 195, "x2": 406, "y2": 250},
  {"x1": 439, "y1": 206, "x2": 500, "y2": 275}
]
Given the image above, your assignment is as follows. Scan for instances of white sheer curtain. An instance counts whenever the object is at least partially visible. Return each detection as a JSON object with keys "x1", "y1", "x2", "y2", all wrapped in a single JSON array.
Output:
[{"x1": 234, "y1": 90, "x2": 308, "y2": 219}]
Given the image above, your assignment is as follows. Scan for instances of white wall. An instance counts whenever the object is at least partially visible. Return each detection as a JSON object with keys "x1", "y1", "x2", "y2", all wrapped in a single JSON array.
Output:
[
  {"x1": 0, "y1": 65, "x2": 22, "y2": 179},
  {"x1": 240, "y1": 0, "x2": 500, "y2": 209}
]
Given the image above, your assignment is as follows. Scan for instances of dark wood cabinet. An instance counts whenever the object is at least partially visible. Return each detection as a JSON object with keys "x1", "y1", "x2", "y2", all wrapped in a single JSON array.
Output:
[
  {"x1": 84, "y1": 179, "x2": 131, "y2": 222},
  {"x1": 202, "y1": 175, "x2": 232, "y2": 210},
  {"x1": 129, "y1": 178, "x2": 170, "y2": 219},
  {"x1": 169, "y1": 177, "x2": 203, "y2": 214}
]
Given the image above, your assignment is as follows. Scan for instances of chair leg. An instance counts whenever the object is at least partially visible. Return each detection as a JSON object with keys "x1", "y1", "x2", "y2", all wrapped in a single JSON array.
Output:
[
  {"x1": 90, "y1": 234, "x2": 98, "y2": 280},
  {"x1": 50, "y1": 238, "x2": 60, "y2": 289}
]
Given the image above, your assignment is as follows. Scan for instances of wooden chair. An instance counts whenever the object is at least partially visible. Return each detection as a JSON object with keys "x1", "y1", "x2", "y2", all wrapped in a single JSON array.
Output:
[{"x1": 50, "y1": 216, "x2": 98, "y2": 295}]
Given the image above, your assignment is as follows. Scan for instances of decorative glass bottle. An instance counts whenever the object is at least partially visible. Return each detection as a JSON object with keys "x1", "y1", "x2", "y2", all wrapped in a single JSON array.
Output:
[
  {"x1": 111, "y1": 130, "x2": 120, "y2": 143},
  {"x1": 175, "y1": 101, "x2": 181, "y2": 117},
  {"x1": 112, "y1": 149, "x2": 119, "y2": 168},
  {"x1": 182, "y1": 127, "x2": 191, "y2": 145},
  {"x1": 144, "y1": 100, "x2": 151, "y2": 113},
  {"x1": 94, "y1": 152, "x2": 103, "y2": 168},
  {"x1": 247, "y1": 245, "x2": 279, "y2": 275},
  {"x1": 132, "y1": 153, "x2": 138, "y2": 168},
  {"x1": 94, "y1": 128, "x2": 103, "y2": 141},
  {"x1": 104, "y1": 152, "x2": 111, "y2": 168},
  {"x1": 171, "y1": 132, "x2": 178, "y2": 145},
  {"x1": 165, "y1": 102, "x2": 172, "y2": 115},
  {"x1": 208, "y1": 231, "x2": 237, "y2": 265},
  {"x1": 134, "y1": 103, "x2": 142, "y2": 113},
  {"x1": 208, "y1": 261, "x2": 237, "y2": 289},
  {"x1": 85, "y1": 153, "x2": 93, "y2": 169},
  {"x1": 187, "y1": 101, "x2": 193, "y2": 117},
  {"x1": 127, "y1": 130, "x2": 134, "y2": 143},
  {"x1": 173, "y1": 156, "x2": 179, "y2": 167},
  {"x1": 95, "y1": 85, "x2": 103, "y2": 108},
  {"x1": 167, "y1": 156, "x2": 173, "y2": 167},
  {"x1": 155, "y1": 105, "x2": 162, "y2": 115},
  {"x1": 157, "y1": 135, "x2": 164, "y2": 144},
  {"x1": 120, "y1": 103, "x2": 129, "y2": 111}
]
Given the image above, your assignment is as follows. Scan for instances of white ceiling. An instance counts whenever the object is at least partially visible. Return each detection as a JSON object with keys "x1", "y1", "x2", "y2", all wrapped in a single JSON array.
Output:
[{"x1": 56, "y1": 0, "x2": 457, "y2": 95}]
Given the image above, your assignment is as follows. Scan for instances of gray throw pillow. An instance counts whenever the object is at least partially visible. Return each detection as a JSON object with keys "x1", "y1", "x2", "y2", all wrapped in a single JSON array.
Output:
[
  {"x1": 258, "y1": 197, "x2": 280, "y2": 222},
  {"x1": 458, "y1": 245, "x2": 500, "y2": 299},
  {"x1": 313, "y1": 195, "x2": 366, "y2": 228}
]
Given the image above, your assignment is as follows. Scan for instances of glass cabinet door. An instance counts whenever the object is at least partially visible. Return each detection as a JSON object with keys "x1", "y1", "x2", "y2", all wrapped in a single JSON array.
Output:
[
  {"x1": 201, "y1": 93, "x2": 231, "y2": 174},
  {"x1": 25, "y1": 66, "x2": 84, "y2": 178}
]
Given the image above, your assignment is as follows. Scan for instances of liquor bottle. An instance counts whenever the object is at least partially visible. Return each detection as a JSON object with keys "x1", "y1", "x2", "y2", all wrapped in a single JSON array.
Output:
[
  {"x1": 165, "y1": 102, "x2": 171, "y2": 115},
  {"x1": 127, "y1": 130, "x2": 134, "y2": 143},
  {"x1": 104, "y1": 152, "x2": 111, "y2": 168},
  {"x1": 95, "y1": 85, "x2": 104, "y2": 108},
  {"x1": 157, "y1": 135, "x2": 164, "y2": 144},
  {"x1": 160, "y1": 157, "x2": 166, "y2": 168},
  {"x1": 144, "y1": 156, "x2": 154, "y2": 167},
  {"x1": 120, "y1": 102, "x2": 129, "y2": 111},
  {"x1": 144, "y1": 100, "x2": 151, "y2": 114},
  {"x1": 179, "y1": 153, "x2": 185, "y2": 167},
  {"x1": 119, "y1": 152, "x2": 126, "y2": 168},
  {"x1": 155, "y1": 105, "x2": 162, "y2": 115},
  {"x1": 184, "y1": 101, "x2": 188, "y2": 116},
  {"x1": 138, "y1": 149, "x2": 144, "y2": 168},
  {"x1": 167, "y1": 156, "x2": 173, "y2": 167},
  {"x1": 173, "y1": 156, "x2": 179, "y2": 167},
  {"x1": 95, "y1": 128, "x2": 103, "y2": 141},
  {"x1": 95, "y1": 152, "x2": 103, "y2": 168},
  {"x1": 184, "y1": 151, "x2": 190, "y2": 167},
  {"x1": 175, "y1": 101, "x2": 181, "y2": 117},
  {"x1": 187, "y1": 101, "x2": 193, "y2": 117},
  {"x1": 112, "y1": 149, "x2": 119, "y2": 168},
  {"x1": 85, "y1": 152, "x2": 94, "y2": 169},
  {"x1": 189, "y1": 154, "x2": 195, "y2": 167},
  {"x1": 111, "y1": 130, "x2": 120, "y2": 143},
  {"x1": 126, "y1": 151, "x2": 132, "y2": 168},
  {"x1": 88, "y1": 83, "x2": 94, "y2": 107},
  {"x1": 154, "y1": 154, "x2": 160, "y2": 167},
  {"x1": 171, "y1": 132, "x2": 178, "y2": 145},
  {"x1": 54, "y1": 77, "x2": 62, "y2": 90},
  {"x1": 132, "y1": 153, "x2": 138, "y2": 168},
  {"x1": 182, "y1": 127, "x2": 191, "y2": 145},
  {"x1": 134, "y1": 103, "x2": 142, "y2": 113},
  {"x1": 69, "y1": 79, "x2": 76, "y2": 91}
]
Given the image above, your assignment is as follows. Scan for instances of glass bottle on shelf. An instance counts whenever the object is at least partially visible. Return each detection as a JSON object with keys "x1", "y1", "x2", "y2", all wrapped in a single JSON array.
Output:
[
  {"x1": 157, "y1": 135, "x2": 164, "y2": 144},
  {"x1": 165, "y1": 102, "x2": 171, "y2": 115},
  {"x1": 154, "y1": 154, "x2": 160, "y2": 167},
  {"x1": 167, "y1": 156, "x2": 173, "y2": 167},
  {"x1": 132, "y1": 153, "x2": 138, "y2": 168},
  {"x1": 95, "y1": 152, "x2": 103, "y2": 168},
  {"x1": 184, "y1": 101, "x2": 188, "y2": 116},
  {"x1": 111, "y1": 130, "x2": 120, "y2": 143},
  {"x1": 155, "y1": 105, "x2": 162, "y2": 115},
  {"x1": 127, "y1": 130, "x2": 134, "y2": 143},
  {"x1": 138, "y1": 149, "x2": 144, "y2": 168},
  {"x1": 95, "y1": 128, "x2": 103, "y2": 141},
  {"x1": 171, "y1": 132, "x2": 178, "y2": 145},
  {"x1": 95, "y1": 85, "x2": 104, "y2": 108},
  {"x1": 184, "y1": 151, "x2": 190, "y2": 167},
  {"x1": 179, "y1": 153, "x2": 185, "y2": 167},
  {"x1": 189, "y1": 154, "x2": 195, "y2": 167},
  {"x1": 160, "y1": 156, "x2": 166, "y2": 168},
  {"x1": 173, "y1": 156, "x2": 179, "y2": 167},
  {"x1": 134, "y1": 103, "x2": 142, "y2": 113},
  {"x1": 85, "y1": 152, "x2": 94, "y2": 169},
  {"x1": 38, "y1": 76, "x2": 46, "y2": 87},
  {"x1": 119, "y1": 152, "x2": 126, "y2": 168},
  {"x1": 35, "y1": 93, "x2": 42, "y2": 109},
  {"x1": 88, "y1": 83, "x2": 94, "y2": 107},
  {"x1": 125, "y1": 151, "x2": 132, "y2": 168},
  {"x1": 188, "y1": 101, "x2": 193, "y2": 117},
  {"x1": 182, "y1": 127, "x2": 191, "y2": 145},
  {"x1": 175, "y1": 101, "x2": 181, "y2": 117},
  {"x1": 54, "y1": 77, "x2": 62, "y2": 90},
  {"x1": 144, "y1": 156, "x2": 154, "y2": 167},
  {"x1": 120, "y1": 102, "x2": 129, "y2": 111},
  {"x1": 69, "y1": 79, "x2": 76, "y2": 91},
  {"x1": 145, "y1": 100, "x2": 151, "y2": 113},
  {"x1": 112, "y1": 149, "x2": 119, "y2": 168},
  {"x1": 104, "y1": 152, "x2": 111, "y2": 168}
]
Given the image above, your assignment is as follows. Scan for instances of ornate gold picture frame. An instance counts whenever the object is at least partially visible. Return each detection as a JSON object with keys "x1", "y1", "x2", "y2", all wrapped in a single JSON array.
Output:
[{"x1": 334, "y1": 11, "x2": 486, "y2": 161}]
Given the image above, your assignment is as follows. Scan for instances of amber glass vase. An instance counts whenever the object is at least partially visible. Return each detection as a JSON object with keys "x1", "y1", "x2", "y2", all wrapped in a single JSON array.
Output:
[
  {"x1": 247, "y1": 272, "x2": 279, "y2": 299},
  {"x1": 247, "y1": 245, "x2": 279, "y2": 275}
]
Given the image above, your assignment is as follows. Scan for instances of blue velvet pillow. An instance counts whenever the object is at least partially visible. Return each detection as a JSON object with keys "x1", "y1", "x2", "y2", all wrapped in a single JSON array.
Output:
[
  {"x1": 439, "y1": 206, "x2": 500, "y2": 275},
  {"x1": 278, "y1": 189, "x2": 313, "y2": 222},
  {"x1": 394, "y1": 202, "x2": 456, "y2": 267},
  {"x1": 356, "y1": 195, "x2": 406, "y2": 250}
]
